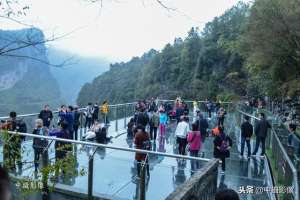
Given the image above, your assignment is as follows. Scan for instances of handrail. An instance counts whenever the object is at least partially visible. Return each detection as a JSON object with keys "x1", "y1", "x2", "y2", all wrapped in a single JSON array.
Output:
[
  {"x1": 236, "y1": 109, "x2": 260, "y2": 120},
  {"x1": 2, "y1": 130, "x2": 210, "y2": 162},
  {"x1": 263, "y1": 156, "x2": 277, "y2": 200},
  {"x1": 0, "y1": 103, "x2": 135, "y2": 120},
  {"x1": 0, "y1": 99, "x2": 232, "y2": 120},
  {"x1": 272, "y1": 128, "x2": 299, "y2": 200},
  {"x1": 160, "y1": 99, "x2": 233, "y2": 104}
]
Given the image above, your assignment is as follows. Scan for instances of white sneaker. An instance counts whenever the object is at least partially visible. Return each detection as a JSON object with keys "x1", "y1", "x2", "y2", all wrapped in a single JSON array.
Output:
[{"x1": 239, "y1": 155, "x2": 243, "y2": 159}]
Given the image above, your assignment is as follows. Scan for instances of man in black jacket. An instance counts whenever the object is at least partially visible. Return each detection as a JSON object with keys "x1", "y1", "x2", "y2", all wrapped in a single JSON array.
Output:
[
  {"x1": 135, "y1": 109, "x2": 149, "y2": 129},
  {"x1": 196, "y1": 112, "x2": 209, "y2": 143},
  {"x1": 240, "y1": 115, "x2": 253, "y2": 159},
  {"x1": 38, "y1": 105, "x2": 53, "y2": 128},
  {"x1": 73, "y1": 106, "x2": 81, "y2": 140},
  {"x1": 252, "y1": 113, "x2": 271, "y2": 157}
]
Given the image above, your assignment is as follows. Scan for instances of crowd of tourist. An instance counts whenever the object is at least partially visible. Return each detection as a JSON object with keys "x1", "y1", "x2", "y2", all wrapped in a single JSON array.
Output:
[{"x1": 0, "y1": 96, "x2": 277, "y2": 200}]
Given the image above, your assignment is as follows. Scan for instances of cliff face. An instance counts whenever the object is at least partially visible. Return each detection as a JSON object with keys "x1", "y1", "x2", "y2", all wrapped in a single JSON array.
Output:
[
  {"x1": 0, "y1": 28, "x2": 61, "y2": 114},
  {"x1": 0, "y1": 62, "x2": 28, "y2": 90}
]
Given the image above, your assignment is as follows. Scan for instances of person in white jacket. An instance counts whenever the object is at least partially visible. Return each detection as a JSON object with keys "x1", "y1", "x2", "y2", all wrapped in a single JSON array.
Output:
[
  {"x1": 175, "y1": 116, "x2": 190, "y2": 155},
  {"x1": 192, "y1": 101, "x2": 199, "y2": 123}
]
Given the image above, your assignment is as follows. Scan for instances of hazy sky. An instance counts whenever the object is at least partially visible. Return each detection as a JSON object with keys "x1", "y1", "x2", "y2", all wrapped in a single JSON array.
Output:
[{"x1": 1, "y1": 0, "x2": 248, "y2": 61}]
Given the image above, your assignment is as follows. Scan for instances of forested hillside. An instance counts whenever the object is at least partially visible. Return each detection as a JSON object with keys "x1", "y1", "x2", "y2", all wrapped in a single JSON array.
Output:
[{"x1": 77, "y1": 0, "x2": 300, "y2": 105}]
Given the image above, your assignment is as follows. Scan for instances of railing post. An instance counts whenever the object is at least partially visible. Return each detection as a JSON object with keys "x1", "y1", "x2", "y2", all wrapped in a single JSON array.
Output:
[
  {"x1": 80, "y1": 112, "x2": 84, "y2": 140},
  {"x1": 115, "y1": 106, "x2": 118, "y2": 132},
  {"x1": 139, "y1": 164, "x2": 146, "y2": 200},
  {"x1": 124, "y1": 105, "x2": 127, "y2": 129},
  {"x1": 88, "y1": 155, "x2": 94, "y2": 200},
  {"x1": 132, "y1": 104, "x2": 135, "y2": 116}
]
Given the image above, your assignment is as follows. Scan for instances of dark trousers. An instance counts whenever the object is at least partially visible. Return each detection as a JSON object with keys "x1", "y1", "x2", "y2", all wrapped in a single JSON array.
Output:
[
  {"x1": 34, "y1": 149, "x2": 48, "y2": 170},
  {"x1": 102, "y1": 114, "x2": 109, "y2": 124},
  {"x1": 241, "y1": 137, "x2": 251, "y2": 157},
  {"x1": 208, "y1": 109, "x2": 212, "y2": 118},
  {"x1": 92, "y1": 115, "x2": 98, "y2": 123},
  {"x1": 177, "y1": 137, "x2": 187, "y2": 155},
  {"x1": 218, "y1": 117, "x2": 225, "y2": 126},
  {"x1": 190, "y1": 150, "x2": 200, "y2": 171},
  {"x1": 136, "y1": 158, "x2": 150, "y2": 177},
  {"x1": 74, "y1": 125, "x2": 79, "y2": 140},
  {"x1": 85, "y1": 117, "x2": 92, "y2": 129},
  {"x1": 221, "y1": 157, "x2": 226, "y2": 171},
  {"x1": 253, "y1": 136, "x2": 266, "y2": 155},
  {"x1": 150, "y1": 126, "x2": 158, "y2": 140}
]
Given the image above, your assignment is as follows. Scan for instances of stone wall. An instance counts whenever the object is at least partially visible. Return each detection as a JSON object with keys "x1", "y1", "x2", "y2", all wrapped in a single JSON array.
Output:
[{"x1": 165, "y1": 159, "x2": 219, "y2": 200}]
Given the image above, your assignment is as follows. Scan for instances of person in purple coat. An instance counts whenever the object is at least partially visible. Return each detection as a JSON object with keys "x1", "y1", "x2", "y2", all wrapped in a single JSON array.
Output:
[
  {"x1": 58, "y1": 105, "x2": 75, "y2": 139},
  {"x1": 49, "y1": 121, "x2": 71, "y2": 163}
]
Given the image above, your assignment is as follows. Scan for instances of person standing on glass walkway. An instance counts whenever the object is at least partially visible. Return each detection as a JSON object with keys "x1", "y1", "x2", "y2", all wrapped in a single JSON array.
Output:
[
  {"x1": 240, "y1": 115, "x2": 253, "y2": 159},
  {"x1": 175, "y1": 116, "x2": 190, "y2": 156},
  {"x1": 252, "y1": 112, "x2": 271, "y2": 157},
  {"x1": 85, "y1": 103, "x2": 94, "y2": 129},
  {"x1": 213, "y1": 126, "x2": 232, "y2": 174},
  {"x1": 101, "y1": 100, "x2": 109, "y2": 125},
  {"x1": 32, "y1": 119, "x2": 49, "y2": 172},
  {"x1": 134, "y1": 125, "x2": 150, "y2": 178},
  {"x1": 159, "y1": 108, "x2": 168, "y2": 137},
  {"x1": 38, "y1": 104, "x2": 53, "y2": 128}
]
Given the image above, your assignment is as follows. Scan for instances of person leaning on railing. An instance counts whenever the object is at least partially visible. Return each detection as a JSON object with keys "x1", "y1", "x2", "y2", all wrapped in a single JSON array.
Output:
[
  {"x1": 0, "y1": 111, "x2": 24, "y2": 170},
  {"x1": 49, "y1": 121, "x2": 72, "y2": 176},
  {"x1": 38, "y1": 104, "x2": 53, "y2": 128},
  {"x1": 32, "y1": 119, "x2": 49, "y2": 172}
]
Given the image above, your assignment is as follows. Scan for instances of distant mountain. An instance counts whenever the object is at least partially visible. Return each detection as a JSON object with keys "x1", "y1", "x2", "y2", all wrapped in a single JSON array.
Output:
[
  {"x1": 0, "y1": 28, "x2": 61, "y2": 114},
  {"x1": 48, "y1": 48, "x2": 109, "y2": 104},
  {"x1": 76, "y1": 3, "x2": 249, "y2": 105}
]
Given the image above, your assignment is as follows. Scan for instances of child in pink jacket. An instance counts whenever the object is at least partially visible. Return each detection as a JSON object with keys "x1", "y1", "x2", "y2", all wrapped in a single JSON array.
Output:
[{"x1": 187, "y1": 123, "x2": 202, "y2": 157}]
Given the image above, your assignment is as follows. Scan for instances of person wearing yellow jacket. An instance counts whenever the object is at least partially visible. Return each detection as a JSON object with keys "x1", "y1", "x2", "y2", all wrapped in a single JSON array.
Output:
[{"x1": 101, "y1": 101, "x2": 109, "y2": 125}]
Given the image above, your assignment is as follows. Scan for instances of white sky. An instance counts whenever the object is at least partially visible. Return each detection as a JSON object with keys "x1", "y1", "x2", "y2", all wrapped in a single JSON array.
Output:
[{"x1": 1, "y1": 0, "x2": 248, "y2": 62}]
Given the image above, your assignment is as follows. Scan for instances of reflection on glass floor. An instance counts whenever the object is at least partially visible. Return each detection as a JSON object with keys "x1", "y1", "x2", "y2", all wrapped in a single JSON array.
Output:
[{"x1": 1, "y1": 113, "x2": 271, "y2": 200}]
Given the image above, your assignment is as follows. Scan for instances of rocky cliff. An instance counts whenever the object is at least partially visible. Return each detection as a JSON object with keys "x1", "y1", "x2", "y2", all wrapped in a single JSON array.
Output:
[{"x1": 0, "y1": 28, "x2": 61, "y2": 114}]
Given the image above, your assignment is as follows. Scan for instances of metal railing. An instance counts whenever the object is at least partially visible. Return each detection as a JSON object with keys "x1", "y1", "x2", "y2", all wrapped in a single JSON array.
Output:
[
  {"x1": 165, "y1": 158, "x2": 219, "y2": 200},
  {"x1": 0, "y1": 102, "x2": 136, "y2": 136},
  {"x1": 1, "y1": 130, "x2": 212, "y2": 200},
  {"x1": 0, "y1": 100, "x2": 233, "y2": 135},
  {"x1": 0, "y1": 99, "x2": 236, "y2": 199}
]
